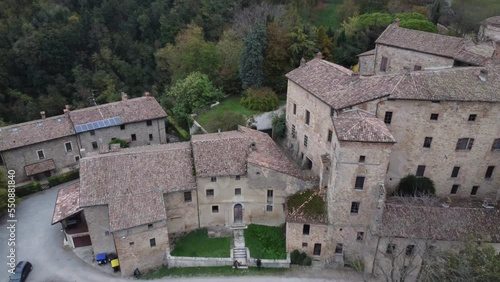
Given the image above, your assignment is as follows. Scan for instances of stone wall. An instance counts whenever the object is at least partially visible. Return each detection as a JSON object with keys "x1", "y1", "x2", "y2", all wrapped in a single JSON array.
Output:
[
  {"x1": 84, "y1": 205, "x2": 116, "y2": 255},
  {"x1": 164, "y1": 189, "x2": 199, "y2": 235},
  {"x1": 166, "y1": 255, "x2": 233, "y2": 268},
  {"x1": 358, "y1": 54, "x2": 375, "y2": 76},
  {"x1": 479, "y1": 24, "x2": 500, "y2": 42}
]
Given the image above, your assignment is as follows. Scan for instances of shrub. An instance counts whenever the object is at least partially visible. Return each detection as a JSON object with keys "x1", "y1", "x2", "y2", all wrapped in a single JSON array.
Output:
[
  {"x1": 167, "y1": 116, "x2": 190, "y2": 141},
  {"x1": 272, "y1": 112, "x2": 286, "y2": 139},
  {"x1": 109, "y1": 138, "x2": 129, "y2": 148},
  {"x1": 204, "y1": 112, "x2": 247, "y2": 133},
  {"x1": 48, "y1": 170, "x2": 80, "y2": 187},
  {"x1": 16, "y1": 181, "x2": 42, "y2": 197},
  {"x1": 241, "y1": 88, "x2": 278, "y2": 112},
  {"x1": 302, "y1": 256, "x2": 312, "y2": 266},
  {"x1": 395, "y1": 174, "x2": 436, "y2": 196},
  {"x1": 291, "y1": 250, "x2": 311, "y2": 265}
]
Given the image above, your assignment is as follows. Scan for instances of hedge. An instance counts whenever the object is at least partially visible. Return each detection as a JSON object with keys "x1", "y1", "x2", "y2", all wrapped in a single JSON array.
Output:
[
  {"x1": 167, "y1": 116, "x2": 190, "y2": 141},
  {"x1": 16, "y1": 182, "x2": 42, "y2": 198},
  {"x1": 48, "y1": 170, "x2": 80, "y2": 187},
  {"x1": 241, "y1": 88, "x2": 279, "y2": 112}
]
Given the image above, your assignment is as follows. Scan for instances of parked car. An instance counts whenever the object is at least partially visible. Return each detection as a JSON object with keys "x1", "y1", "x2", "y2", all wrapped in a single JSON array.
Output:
[{"x1": 9, "y1": 261, "x2": 32, "y2": 282}]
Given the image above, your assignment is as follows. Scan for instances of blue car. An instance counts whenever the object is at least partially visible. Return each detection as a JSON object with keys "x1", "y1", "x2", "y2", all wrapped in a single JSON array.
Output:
[{"x1": 9, "y1": 261, "x2": 32, "y2": 282}]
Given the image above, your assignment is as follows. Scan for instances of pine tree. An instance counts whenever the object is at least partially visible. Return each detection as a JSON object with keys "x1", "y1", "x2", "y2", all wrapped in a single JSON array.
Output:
[{"x1": 239, "y1": 21, "x2": 267, "y2": 89}]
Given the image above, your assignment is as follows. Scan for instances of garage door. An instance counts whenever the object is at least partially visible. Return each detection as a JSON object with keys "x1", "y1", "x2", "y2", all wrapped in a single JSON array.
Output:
[{"x1": 73, "y1": 235, "x2": 92, "y2": 248}]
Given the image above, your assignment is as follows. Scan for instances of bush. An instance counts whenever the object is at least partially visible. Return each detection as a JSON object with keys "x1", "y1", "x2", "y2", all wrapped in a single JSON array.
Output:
[
  {"x1": 272, "y1": 112, "x2": 286, "y2": 139},
  {"x1": 167, "y1": 116, "x2": 190, "y2": 141},
  {"x1": 109, "y1": 138, "x2": 129, "y2": 148},
  {"x1": 204, "y1": 112, "x2": 247, "y2": 133},
  {"x1": 48, "y1": 170, "x2": 80, "y2": 187},
  {"x1": 16, "y1": 181, "x2": 42, "y2": 197},
  {"x1": 395, "y1": 174, "x2": 436, "y2": 196},
  {"x1": 291, "y1": 250, "x2": 311, "y2": 265},
  {"x1": 241, "y1": 88, "x2": 278, "y2": 112},
  {"x1": 302, "y1": 256, "x2": 312, "y2": 266}
]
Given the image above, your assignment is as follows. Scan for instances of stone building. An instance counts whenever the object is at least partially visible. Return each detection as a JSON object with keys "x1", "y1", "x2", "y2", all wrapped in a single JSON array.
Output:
[
  {"x1": 0, "y1": 94, "x2": 167, "y2": 183},
  {"x1": 479, "y1": 16, "x2": 500, "y2": 43}
]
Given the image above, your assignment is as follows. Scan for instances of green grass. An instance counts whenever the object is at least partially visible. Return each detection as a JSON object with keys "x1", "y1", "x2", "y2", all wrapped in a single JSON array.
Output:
[
  {"x1": 244, "y1": 224, "x2": 287, "y2": 260},
  {"x1": 196, "y1": 96, "x2": 261, "y2": 131},
  {"x1": 141, "y1": 266, "x2": 287, "y2": 279},
  {"x1": 170, "y1": 229, "x2": 230, "y2": 258},
  {"x1": 453, "y1": 0, "x2": 500, "y2": 29},
  {"x1": 310, "y1": 0, "x2": 343, "y2": 30},
  {"x1": 287, "y1": 189, "x2": 327, "y2": 221}
]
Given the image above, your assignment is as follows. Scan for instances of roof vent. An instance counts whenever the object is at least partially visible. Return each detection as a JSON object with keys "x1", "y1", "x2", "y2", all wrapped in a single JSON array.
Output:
[
  {"x1": 37, "y1": 122, "x2": 43, "y2": 127},
  {"x1": 479, "y1": 69, "x2": 488, "y2": 81},
  {"x1": 250, "y1": 142, "x2": 256, "y2": 151}
]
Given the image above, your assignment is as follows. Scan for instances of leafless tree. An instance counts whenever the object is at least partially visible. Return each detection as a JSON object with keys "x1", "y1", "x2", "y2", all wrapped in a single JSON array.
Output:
[{"x1": 231, "y1": 3, "x2": 286, "y2": 38}]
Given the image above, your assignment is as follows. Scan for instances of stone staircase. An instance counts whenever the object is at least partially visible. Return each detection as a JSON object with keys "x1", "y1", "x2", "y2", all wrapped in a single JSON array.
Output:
[{"x1": 232, "y1": 228, "x2": 248, "y2": 269}]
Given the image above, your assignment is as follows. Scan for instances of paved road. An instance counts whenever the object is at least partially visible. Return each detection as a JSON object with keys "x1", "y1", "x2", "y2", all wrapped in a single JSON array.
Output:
[{"x1": 1, "y1": 181, "x2": 364, "y2": 282}]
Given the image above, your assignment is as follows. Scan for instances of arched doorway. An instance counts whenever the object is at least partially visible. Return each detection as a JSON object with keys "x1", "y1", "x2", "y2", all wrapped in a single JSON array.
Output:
[{"x1": 234, "y1": 204, "x2": 243, "y2": 224}]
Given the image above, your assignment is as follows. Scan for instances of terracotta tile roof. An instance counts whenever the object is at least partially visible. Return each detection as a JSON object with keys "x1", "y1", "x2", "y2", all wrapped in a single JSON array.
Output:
[
  {"x1": 24, "y1": 159, "x2": 56, "y2": 176},
  {"x1": 0, "y1": 115, "x2": 74, "y2": 151},
  {"x1": 382, "y1": 201, "x2": 500, "y2": 243},
  {"x1": 52, "y1": 183, "x2": 82, "y2": 224},
  {"x1": 376, "y1": 24, "x2": 492, "y2": 65},
  {"x1": 191, "y1": 131, "x2": 249, "y2": 178},
  {"x1": 483, "y1": 16, "x2": 500, "y2": 26},
  {"x1": 286, "y1": 189, "x2": 328, "y2": 224},
  {"x1": 69, "y1": 96, "x2": 167, "y2": 125},
  {"x1": 79, "y1": 142, "x2": 196, "y2": 208},
  {"x1": 108, "y1": 192, "x2": 166, "y2": 232},
  {"x1": 334, "y1": 110, "x2": 396, "y2": 143}
]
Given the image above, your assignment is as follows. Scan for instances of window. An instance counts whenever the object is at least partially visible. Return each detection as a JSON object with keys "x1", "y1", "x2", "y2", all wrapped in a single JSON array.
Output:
[
  {"x1": 212, "y1": 205, "x2": 219, "y2": 213},
  {"x1": 267, "y1": 190, "x2": 273, "y2": 203},
  {"x1": 359, "y1": 156, "x2": 366, "y2": 163},
  {"x1": 327, "y1": 130, "x2": 333, "y2": 142},
  {"x1": 430, "y1": 113, "x2": 439, "y2": 121},
  {"x1": 129, "y1": 242, "x2": 134, "y2": 246},
  {"x1": 423, "y1": 137, "x2": 433, "y2": 148},
  {"x1": 471, "y1": 186, "x2": 479, "y2": 196},
  {"x1": 384, "y1": 111, "x2": 393, "y2": 124},
  {"x1": 416, "y1": 165, "x2": 426, "y2": 177},
  {"x1": 291, "y1": 125, "x2": 296, "y2": 139},
  {"x1": 74, "y1": 156, "x2": 80, "y2": 162},
  {"x1": 105, "y1": 231, "x2": 110, "y2": 236},
  {"x1": 65, "y1": 142, "x2": 73, "y2": 152},
  {"x1": 386, "y1": 244, "x2": 396, "y2": 254},
  {"x1": 37, "y1": 150, "x2": 45, "y2": 160},
  {"x1": 451, "y1": 185, "x2": 459, "y2": 194},
  {"x1": 184, "y1": 191, "x2": 192, "y2": 202},
  {"x1": 111, "y1": 137, "x2": 116, "y2": 141},
  {"x1": 350, "y1": 202, "x2": 360, "y2": 214},
  {"x1": 235, "y1": 175, "x2": 241, "y2": 180},
  {"x1": 380, "y1": 56, "x2": 388, "y2": 72},
  {"x1": 451, "y1": 166, "x2": 460, "y2": 178},
  {"x1": 146, "y1": 120, "x2": 152, "y2": 126},
  {"x1": 354, "y1": 176, "x2": 365, "y2": 190},
  {"x1": 206, "y1": 189, "x2": 214, "y2": 197},
  {"x1": 235, "y1": 188, "x2": 241, "y2": 195},
  {"x1": 148, "y1": 224, "x2": 153, "y2": 229},
  {"x1": 492, "y1": 139, "x2": 500, "y2": 151},
  {"x1": 149, "y1": 134, "x2": 153, "y2": 141},
  {"x1": 293, "y1": 103, "x2": 297, "y2": 115},
  {"x1": 456, "y1": 138, "x2": 474, "y2": 150},
  {"x1": 120, "y1": 124, "x2": 125, "y2": 130},
  {"x1": 330, "y1": 108, "x2": 334, "y2": 117},
  {"x1": 334, "y1": 243, "x2": 343, "y2": 254},
  {"x1": 92, "y1": 141, "x2": 98, "y2": 149},
  {"x1": 131, "y1": 134, "x2": 137, "y2": 141},
  {"x1": 211, "y1": 177, "x2": 217, "y2": 182},
  {"x1": 266, "y1": 205, "x2": 273, "y2": 212},
  {"x1": 356, "y1": 232, "x2": 364, "y2": 241},
  {"x1": 406, "y1": 245, "x2": 415, "y2": 256},
  {"x1": 304, "y1": 135, "x2": 308, "y2": 147},
  {"x1": 150, "y1": 238, "x2": 156, "y2": 247},
  {"x1": 90, "y1": 130, "x2": 95, "y2": 136},
  {"x1": 305, "y1": 110, "x2": 310, "y2": 125},
  {"x1": 302, "y1": 242, "x2": 308, "y2": 248},
  {"x1": 300, "y1": 152, "x2": 304, "y2": 160},
  {"x1": 468, "y1": 114, "x2": 477, "y2": 121},
  {"x1": 305, "y1": 157, "x2": 313, "y2": 170},
  {"x1": 414, "y1": 65, "x2": 422, "y2": 71},
  {"x1": 314, "y1": 243, "x2": 322, "y2": 256},
  {"x1": 303, "y1": 224, "x2": 310, "y2": 235},
  {"x1": 485, "y1": 166, "x2": 495, "y2": 179}
]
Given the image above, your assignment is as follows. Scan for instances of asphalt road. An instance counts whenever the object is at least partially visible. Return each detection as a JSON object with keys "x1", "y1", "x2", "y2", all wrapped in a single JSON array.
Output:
[{"x1": 1, "y1": 181, "x2": 363, "y2": 282}]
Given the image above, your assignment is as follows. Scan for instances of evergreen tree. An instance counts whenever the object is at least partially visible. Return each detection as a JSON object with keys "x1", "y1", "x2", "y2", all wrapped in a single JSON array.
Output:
[{"x1": 239, "y1": 21, "x2": 267, "y2": 89}]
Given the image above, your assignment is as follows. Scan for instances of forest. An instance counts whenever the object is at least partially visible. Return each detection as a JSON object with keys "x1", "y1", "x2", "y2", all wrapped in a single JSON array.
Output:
[{"x1": 0, "y1": 0, "x2": 496, "y2": 126}]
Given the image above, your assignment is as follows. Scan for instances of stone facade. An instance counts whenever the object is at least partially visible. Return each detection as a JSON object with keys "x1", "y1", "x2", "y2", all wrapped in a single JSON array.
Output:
[
  {"x1": 479, "y1": 21, "x2": 500, "y2": 42},
  {"x1": 85, "y1": 205, "x2": 116, "y2": 255},
  {"x1": 164, "y1": 190, "x2": 199, "y2": 237},
  {"x1": 358, "y1": 53, "x2": 375, "y2": 76}
]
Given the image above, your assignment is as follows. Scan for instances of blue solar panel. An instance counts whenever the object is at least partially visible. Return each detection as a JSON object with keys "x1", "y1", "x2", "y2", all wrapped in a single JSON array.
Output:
[
  {"x1": 98, "y1": 121, "x2": 105, "y2": 127},
  {"x1": 82, "y1": 124, "x2": 89, "y2": 131},
  {"x1": 87, "y1": 123, "x2": 94, "y2": 130},
  {"x1": 114, "y1": 117, "x2": 121, "y2": 124},
  {"x1": 108, "y1": 118, "x2": 115, "y2": 126},
  {"x1": 103, "y1": 119, "x2": 110, "y2": 126},
  {"x1": 74, "y1": 116, "x2": 123, "y2": 133},
  {"x1": 75, "y1": 125, "x2": 82, "y2": 133}
]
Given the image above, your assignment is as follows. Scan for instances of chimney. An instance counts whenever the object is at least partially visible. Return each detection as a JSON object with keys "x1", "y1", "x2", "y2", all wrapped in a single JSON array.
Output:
[
  {"x1": 144, "y1": 92, "x2": 151, "y2": 97},
  {"x1": 40, "y1": 111, "x2": 46, "y2": 120},
  {"x1": 315, "y1": 52, "x2": 323, "y2": 59},
  {"x1": 394, "y1": 18, "x2": 400, "y2": 27},
  {"x1": 110, "y1": 143, "x2": 121, "y2": 152},
  {"x1": 121, "y1": 92, "x2": 128, "y2": 101},
  {"x1": 65, "y1": 105, "x2": 70, "y2": 112},
  {"x1": 479, "y1": 69, "x2": 488, "y2": 81},
  {"x1": 300, "y1": 57, "x2": 306, "y2": 67},
  {"x1": 63, "y1": 109, "x2": 69, "y2": 115}
]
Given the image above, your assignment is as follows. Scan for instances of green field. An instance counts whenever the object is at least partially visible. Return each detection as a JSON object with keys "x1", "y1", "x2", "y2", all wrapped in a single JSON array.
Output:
[
  {"x1": 310, "y1": 0, "x2": 344, "y2": 30},
  {"x1": 195, "y1": 96, "x2": 260, "y2": 131},
  {"x1": 244, "y1": 224, "x2": 287, "y2": 260},
  {"x1": 170, "y1": 228, "x2": 230, "y2": 258},
  {"x1": 141, "y1": 266, "x2": 287, "y2": 279}
]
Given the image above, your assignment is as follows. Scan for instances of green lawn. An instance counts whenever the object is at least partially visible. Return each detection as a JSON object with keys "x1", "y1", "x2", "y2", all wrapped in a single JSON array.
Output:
[
  {"x1": 170, "y1": 228, "x2": 230, "y2": 258},
  {"x1": 195, "y1": 96, "x2": 261, "y2": 132},
  {"x1": 310, "y1": 0, "x2": 343, "y2": 30},
  {"x1": 244, "y1": 224, "x2": 287, "y2": 260},
  {"x1": 141, "y1": 266, "x2": 287, "y2": 279}
]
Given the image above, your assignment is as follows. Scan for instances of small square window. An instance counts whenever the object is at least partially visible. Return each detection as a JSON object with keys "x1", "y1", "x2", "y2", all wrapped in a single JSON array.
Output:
[
  {"x1": 384, "y1": 111, "x2": 393, "y2": 124},
  {"x1": 266, "y1": 205, "x2": 273, "y2": 212},
  {"x1": 74, "y1": 156, "x2": 80, "y2": 162},
  {"x1": 149, "y1": 134, "x2": 153, "y2": 141},
  {"x1": 451, "y1": 185, "x2": 459, "y2": 194},
  {"x1": 485, "y1": 166, "x2": 495, "y2": 179},
  {"x1": 386, "y1": 244, "x2": 396, "y2": 254},
  {"x1": 414, "y1": 65, "x2": 422, "y2": 71},
  {"x1": 359, "y1": 156, "x2": 366, "y2": 163},
  {"x1": 120, "y1": 124, "x2": 125, "y2": 130},
  {"x1": 235, "y1": 175, "x2": 241, "y2": 180},
  {"x1": 423, "y1": 137, "x2": 433, "y2": 148},
  {"x1": 105, "y1": 231, "x2": 110, "y2": 236},
  {"x1": 111, "y1": 137, "x2": 116, "y2": 141},
  {"x1": 206, "y1": 189, "x2": 214, "y2": 197},
  {"x1": 451, "y1": 166, "x2": 460, "y2": 178},
  {"x1": 356, "y1": 232, "x2": 364, "y2": 241},
  {"x1": 471, "y1": 186, "x2": 479, "y2": 196},
  {"x1": 90, "y1": 130, "x2": 95, "y2": 136},
  {"x1": 468, "y1": 114, "x2": 477, "y2": 121},
  {"x1": 416, "y1": 165, "x2": 426, "y2": 177},
  {"x1": 92, "y1": 141, "x2": 98, "y2": 149},
  {"x1": 37, "y1": 150, "x2": 45, "y2": 160},
  {"x1": 129, "y1": 242, "x2": 134, "y2": 246},
  {"x1": 302, "y1": 242, "x2": 308, "y2": 248},
  {"x1": 146, "y1": 120, "x2": 153, "y2": 126},
  {"x1": 150, "y1": 238, "x2": 156, "y2": 247},
  {"x1": 212, "y1": 205, "x2": 219, "y2": 213},
  {"x1": 456, "y1": 138, "x2": 474, "y2": 151},
  {"x1": 335, "y1": 243, "x2": 343, "y2": 254},
  {"x1": 430, "y1": 114, "x2": 439, "y2": 120},
  {"x1": 304, "y1": 135, "x2": 308, "y2": 147},
  {"x1": 65, "y1": 142, "x2": 73, "y2": 152},
  {"x1": 327, "y1": 130, "x2": 333, "y2": 142},
  {"x1": 211, "y1": 177, "x2": 217, "y2": 182},
  {"x1": 148, "y1": 224, "x2": 153, "y2": 229},
  {"x1": 406, "y1": 245, "x2": 415, "y2": 256},
  {"x1": 131, "y1": 134, "x2": 137, "y2": 141},
  {"x1": 303, "y1": 224, "x2": 310, "y2": 235},
  {"x1": 235, "y1": 188, "x2": 241, "y2": 195},
  {"x1": 354, "y1": 176, "x2": 365, "y2": 190},
  {"x1": 492, "y1": 139, "x2": 500, "y2": 151},
  {"x1": 350, "y1": 202, "x2": 360, "y2": 214},
  {"x1": 184, "y1": 191, "x2": 192, "y2": 202}
]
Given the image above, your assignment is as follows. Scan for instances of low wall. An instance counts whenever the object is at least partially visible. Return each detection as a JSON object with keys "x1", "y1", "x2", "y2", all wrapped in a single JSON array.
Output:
[
  {"x1": 247, "y1": 251, "x2": 291, "y2": 268},
  {"x1": 167, "y1": 254, "x2": 233, "y2": 268}
]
